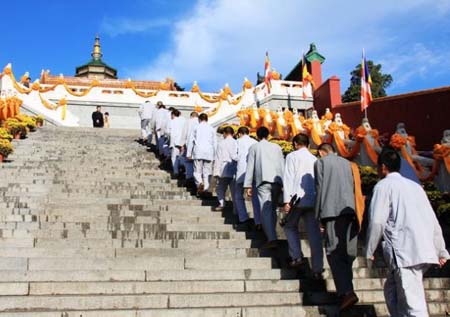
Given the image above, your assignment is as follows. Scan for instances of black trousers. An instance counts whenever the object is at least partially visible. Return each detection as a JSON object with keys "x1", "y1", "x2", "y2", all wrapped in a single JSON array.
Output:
[{"x1": 324, "y1": 215, "x2": 358, "y2": 296}]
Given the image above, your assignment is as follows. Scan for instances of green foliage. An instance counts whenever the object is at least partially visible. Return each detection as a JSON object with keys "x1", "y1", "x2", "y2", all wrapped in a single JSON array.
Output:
[
  {"x1": 436, "y1": 203, "x2": 450, "y2": 217},
  {"x1": 342, "y1": 60, "x2": 393, "y2": 102}
]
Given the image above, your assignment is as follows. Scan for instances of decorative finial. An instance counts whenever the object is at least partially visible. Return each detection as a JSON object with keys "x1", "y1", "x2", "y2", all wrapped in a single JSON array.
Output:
[{"x1": 91, "y1": 35, "x2": 103, "y2": 60}]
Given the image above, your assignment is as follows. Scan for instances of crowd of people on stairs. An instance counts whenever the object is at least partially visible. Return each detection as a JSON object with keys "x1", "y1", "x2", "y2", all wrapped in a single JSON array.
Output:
[{"x1": 136, "y1": 100, "x2": 449, "y2": 314}]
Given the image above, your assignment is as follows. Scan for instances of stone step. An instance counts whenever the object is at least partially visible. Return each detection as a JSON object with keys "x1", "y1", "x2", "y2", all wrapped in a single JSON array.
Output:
[
  {"x1": 0, "y1": 268, "x2": 283, "y2": 282},
  {"x1": 0, "y1": 214, "x2": 226, "y2": 225},
  {"x1": 18, "y1": 257, "x2": 272, "y2": 271},
  {"x1": 0, "y1": 222, "x2": 234, "y2": 232},
  {"x1": 33, "y1": 237, "x2": 252, "y2": 249},
  {"x1": 0, "y1": 247, "x2": 258, "y2": 258},
  {"x1": 0, "y1": 279, "x2": 299, "y2": 296},
  {"x1": 326, "y1": 277, "x2": 450, "y2": 291},
  {"x1": 0, "y1": 292, "x2": 303, "y2": 311},
  {"x1": 0, "y1": 306, "x2": 324, "y2": 317},
  {"x1": 0, "y1": 229, "x2": 246, "y2": 240}
]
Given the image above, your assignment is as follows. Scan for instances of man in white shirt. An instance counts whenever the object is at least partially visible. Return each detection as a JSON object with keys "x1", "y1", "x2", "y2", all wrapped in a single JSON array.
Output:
[
  {"x1": 244, "y1": 126, "x2": 284, "y2": 249},
  {"x1": 213, "y1": 126, "x2": 237, "y2": 211},
  {"x1": 282, "y1": 133, "x2": 324, "y2": 276},
  {"x1": 138, "y1": 100, "x2": 155, "y2": 144},
  {"x1": 162, "y1": 107, "x2": 176, "y2": 159},
  {"x1": 168, "y1": 109, "x2": 186, "y2": 177},
  {"x1": 181, "y1": 112, "x2": 199, "y2": 184},
  {"x1": 153, "y1": 102, "x2": 169, "y2": 158},
  {"x1": 187, "y1": 113, "x2": 217, "y2": 195},
  {"x1": 366, "y1": 149, "x2": 449, "y2": 317},
  {"x1": 233, "y1": 127, "x2": 261, "y2": 229}
]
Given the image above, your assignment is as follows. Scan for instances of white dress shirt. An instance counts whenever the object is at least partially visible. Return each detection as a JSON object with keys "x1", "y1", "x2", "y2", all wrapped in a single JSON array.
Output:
[
  {"x1": 168, "y1": 116, "x2": 187, "y2": 148},
  {"x1": 138, "y1": 102, "x2": 155, "y2": 120},
  {"x1": 366, "y1": 172, "x2": 449, "y2": 268},
  {"x1": 154, "y1": 108, "x2": 169, "y2": 135},
  {"x1": 283, "y1": 147, "x2": 317, "y2": 208},
  {"x1": 214, "y1": 136, "x2": 238, "y2": 178},
  {"x1": 187, "y1": 121, "x2": 217, "y2": 161},
  {"x1": 181, "y1": 118, "x2": 199, "y2": 146},
  {"x1": 235, "y1": 135, "x2": 257, "y2": 184}
]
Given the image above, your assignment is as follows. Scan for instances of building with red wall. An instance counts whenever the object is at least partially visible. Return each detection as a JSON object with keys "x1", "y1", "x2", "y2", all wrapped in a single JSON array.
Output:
[{"x1": 285, "y1": 44, "x2": 449, "y2": 150}]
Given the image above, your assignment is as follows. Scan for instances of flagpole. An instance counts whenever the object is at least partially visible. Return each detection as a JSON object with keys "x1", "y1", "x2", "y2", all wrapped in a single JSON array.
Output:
[{"x1": 362, "y1": 48, "x2": 368, "y2": 120}]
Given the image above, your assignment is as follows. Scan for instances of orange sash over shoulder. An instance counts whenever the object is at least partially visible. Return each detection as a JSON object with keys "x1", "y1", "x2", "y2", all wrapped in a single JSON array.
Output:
[{"x1": 350, "y1": 162, "x2": 365, "y2": 232}]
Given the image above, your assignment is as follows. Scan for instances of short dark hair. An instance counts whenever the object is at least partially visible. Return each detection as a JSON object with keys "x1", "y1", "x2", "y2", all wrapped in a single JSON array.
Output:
[
  {"x1": 168, "y1": 107, "x2": 175, "y2": 112},
  {"x1": 104, "y1": 112, "x2": 109, "y2": 116},
  {"x1": 237, "y1": 126, "x2": 250, "y2": 135},
  {"x1": 292, "y1": 133, "x2": 309, "y2": 147},
  {"x1": 222, "y1": 126, "x2": 234, "y2": 136},
  {"x1": 198, "y1": 113, "x2": 208, "y2": 122},
  {"x1": 378, "y1": 147, "x2": 401, "y2": 172},
  {"x1": 317, "y1": 143, "x2": 335, "y2": 153},
  {"x1": 256, "y1": 126, "x2": 269, "y2": 139},
  {"x1": 172, "y1": 109, "x2": 181, "y2": 117},
  {"x1": 190, "y1": 112, "x2": 199, "y2": 118}
]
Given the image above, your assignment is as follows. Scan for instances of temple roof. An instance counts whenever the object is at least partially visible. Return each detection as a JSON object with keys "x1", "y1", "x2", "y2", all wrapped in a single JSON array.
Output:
[
  {"x1": 40, "y1": 72, "x2": 179, "y2": 91},
  {"x1": 285, "y1": 43, "x2": 325, "y2": 81},
  {"x1": 75, "y1": 35, "x2": 117, "y2": 79}
]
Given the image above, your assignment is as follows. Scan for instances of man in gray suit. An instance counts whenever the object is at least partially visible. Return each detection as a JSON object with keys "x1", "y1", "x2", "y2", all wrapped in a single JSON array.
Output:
[
  {"x1": 244, "y1": 127, "x2": 284, "y2": 249},
  {"x1": 314, "y1": 143, "x2": 359, "y2": 310}
]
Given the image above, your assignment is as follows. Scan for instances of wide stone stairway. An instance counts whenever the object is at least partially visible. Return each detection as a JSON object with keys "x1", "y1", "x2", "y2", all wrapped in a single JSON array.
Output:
[{"x1": 0, "y1": 127, "x2": 448, "y2": 317}]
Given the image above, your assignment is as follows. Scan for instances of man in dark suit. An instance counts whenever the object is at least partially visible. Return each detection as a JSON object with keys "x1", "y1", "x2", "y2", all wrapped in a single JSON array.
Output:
[
  {"x1": 314, "y1": 143, "x2": 359, "y2": 310},
  {"x1": 92, "y1": 106, "x2": 104, "y2": 128}
]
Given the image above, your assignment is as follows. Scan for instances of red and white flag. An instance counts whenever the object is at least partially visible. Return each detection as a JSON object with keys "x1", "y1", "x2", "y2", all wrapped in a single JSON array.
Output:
[
  {"x1": 361, "y1": 51, "x2": 373, "y2": 112},
  {"x1": 264, "y1": 52, "x2": 272, "y2": 94}
]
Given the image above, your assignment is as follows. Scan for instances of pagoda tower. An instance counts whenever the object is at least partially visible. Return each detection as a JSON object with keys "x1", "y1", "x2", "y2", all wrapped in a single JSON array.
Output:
[{"x1": 75, "y1": 35, "x2": 118, "y2": 79}]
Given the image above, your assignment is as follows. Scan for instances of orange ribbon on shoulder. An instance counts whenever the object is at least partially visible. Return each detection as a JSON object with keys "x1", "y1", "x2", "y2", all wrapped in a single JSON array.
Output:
[{"x1": 350, "y1": 162, "x2": 365, "y2": 232}]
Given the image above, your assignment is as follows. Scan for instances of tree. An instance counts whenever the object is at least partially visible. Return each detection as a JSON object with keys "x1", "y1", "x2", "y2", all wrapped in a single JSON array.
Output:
[{"x1": 342, "y1": 61, "x2": 393, "y2": 102}]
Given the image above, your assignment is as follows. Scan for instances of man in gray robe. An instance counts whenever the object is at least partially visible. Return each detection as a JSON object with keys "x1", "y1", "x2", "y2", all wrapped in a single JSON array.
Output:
[
  {"x1": 244, "y1": 126, "x2": 284, "y2": 249},
  {"x1": 314, "y1": 143, "x2": 359, "y2": 310},
  {"x1": 366, "y1": 149, "x2": 449, "y2": 317}
]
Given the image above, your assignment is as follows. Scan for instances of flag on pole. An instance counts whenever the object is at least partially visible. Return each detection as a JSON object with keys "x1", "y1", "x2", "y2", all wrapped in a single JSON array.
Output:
[
  {"x1": 264, "y1": 52, "x2": 272, "y2": 94},
  {"x1": 360, "y1": 51, "x2": 373, "y2": 112},
  {"x1": 302, "y1": 54, "x2": 314, "y2": 98}
]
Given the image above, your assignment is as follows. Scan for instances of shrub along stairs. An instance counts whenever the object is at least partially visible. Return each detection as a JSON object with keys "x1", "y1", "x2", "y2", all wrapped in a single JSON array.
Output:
[{"x1": 0, "y1": 126, "x2": 448, "y2": 316}]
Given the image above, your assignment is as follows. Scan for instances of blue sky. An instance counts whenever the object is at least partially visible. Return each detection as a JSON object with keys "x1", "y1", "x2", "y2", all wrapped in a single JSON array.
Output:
[{"x1": 1, "y1": 0, "x2": 449, "y2": 95}]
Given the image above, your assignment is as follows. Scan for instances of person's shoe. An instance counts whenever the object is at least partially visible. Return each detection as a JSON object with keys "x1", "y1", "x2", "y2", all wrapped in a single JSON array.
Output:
[
  {"x1": 339, "y1": 291, "x2": 359, "y2": 311},
  {"x1": 261, "y1": 240, "x2": 278, "y2": 250},
  {"x1": 288, "y1": 257, "x2": 308, "y2": 269},
  {"x1": 236, "y1": 219, "x2": 254, "y2": 231},
  {"x1": 213, "y1": 206, "x2": 224, "y2": 211},
  {"x1": 311, "y1": 271, "x2": 324, "y2": 280}
]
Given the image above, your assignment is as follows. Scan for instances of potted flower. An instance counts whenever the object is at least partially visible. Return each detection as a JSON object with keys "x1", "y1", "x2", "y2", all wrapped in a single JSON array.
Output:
[
  {"x1": 5, "y1": 119, "x2": 27, "y2": 139},
  {"x1": 0, "y1": 139, "x2": 13, "y2": 162},
  {"x1": 16, "y1": 114, "x2": 37, "y2": 132},
  {"x1": 0, "y1": 127, "x2": 13, "y2": 141},
  {"x1": 34, "y1": 115, "x2": 44, "y2": 127}
]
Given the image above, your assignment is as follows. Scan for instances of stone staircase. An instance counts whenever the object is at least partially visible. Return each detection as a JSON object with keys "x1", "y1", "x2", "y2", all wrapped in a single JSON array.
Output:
[{"x1": 0, "y1": 126, "x2": 448, "y2": 317}]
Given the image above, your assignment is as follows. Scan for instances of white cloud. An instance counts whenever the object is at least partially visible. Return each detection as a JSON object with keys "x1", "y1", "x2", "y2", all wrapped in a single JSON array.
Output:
[
  {"x1": 100, "y1": 17, "x2": 170, "y2": 37},
  {"x1": 380, "y1": 43, "x2": 450, "y2": 87},
  {"x1": 126, "y1": 0, "x2": 450, "y2": 93}
]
